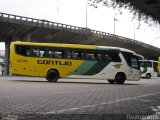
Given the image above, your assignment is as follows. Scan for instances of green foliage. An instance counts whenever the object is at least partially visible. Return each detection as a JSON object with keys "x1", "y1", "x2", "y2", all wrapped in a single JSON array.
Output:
[{"x1": 88, "y1": 0, "x2": 160, "y2": 26}]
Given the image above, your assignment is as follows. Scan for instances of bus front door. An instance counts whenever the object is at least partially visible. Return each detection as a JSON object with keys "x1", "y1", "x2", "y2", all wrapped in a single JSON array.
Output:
[{"x1": 128, "y1": 55, "x2": 141, "y2": 81}]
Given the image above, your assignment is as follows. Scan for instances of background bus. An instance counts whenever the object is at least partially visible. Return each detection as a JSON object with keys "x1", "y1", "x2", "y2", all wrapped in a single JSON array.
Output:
[
  {"x1": 10, "y1": 41, "x2": 141, "y2": 84},
  {"x1": 140, "y1": 60, "x2": 158, "y2": 79}
]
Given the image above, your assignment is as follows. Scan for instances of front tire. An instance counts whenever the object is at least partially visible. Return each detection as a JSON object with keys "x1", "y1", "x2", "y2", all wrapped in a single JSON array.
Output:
[
  {"x1": 46, "y1": 69, "x2": 59, "y2": 82},
  {"x1": 115, "y1": 73, "x2": 126, "y2": 84},
  {"x1": 146, "y1": 73, "x2": 151, "y2": 79}
]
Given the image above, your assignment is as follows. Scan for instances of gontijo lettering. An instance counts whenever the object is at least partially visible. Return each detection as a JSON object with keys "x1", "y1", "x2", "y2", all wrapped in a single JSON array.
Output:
[{"x1": 37, "y1": 60, "x2": 72, "y2": 66}]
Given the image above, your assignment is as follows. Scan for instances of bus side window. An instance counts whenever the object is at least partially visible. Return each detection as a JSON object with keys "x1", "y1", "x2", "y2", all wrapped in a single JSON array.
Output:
[
  {"x1": 110, "y1": 53, "x2": 121, "y2": 62},
  {"x1": 94, "y1": 52, "x2": 102, "y2": 61},
  {"x1": 48, "y1": 48, "x2": 65, "y2": 58},
  {"x1": 145, "y1": 61, "x2": 152, "y2": 67},
  {"x1": 77, "y1": 51, "x2": 83, "y2": 59},
  {"x1": 67, "y1": 50, "x2": 72, "y2": 59},
  {"x1": 55, "y1": 50, "x2": 65, "y2": 58},
  {"x1": 48, "y1": 50, "x2": 55, "y2": 58},
  {"x1": 86, "y1": 51, "x2": 95, "y2": 60},
  {"x1": 26, "y1": 49, "x2": 31, "y2": 56},
  {"x1": 16, "y1": 45, "x2": 31, "y2": 56},
  {"x1": 67, "y1": 49, "x2": 84, "y2": 60},
  {"x1": 32, "y1": 47, "x2": 46, "y2": 57},
  {"x1": 73, "y1": 51, "x2": 83, "y2": 59},
  {"x1": 103, "y1": 52, "x2": 112, "y2": 61}
]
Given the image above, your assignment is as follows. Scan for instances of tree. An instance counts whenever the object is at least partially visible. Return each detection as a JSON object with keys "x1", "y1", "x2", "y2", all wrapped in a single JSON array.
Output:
[{"x1": 88, "y1": 0, "x2": 160, "y2": 27}]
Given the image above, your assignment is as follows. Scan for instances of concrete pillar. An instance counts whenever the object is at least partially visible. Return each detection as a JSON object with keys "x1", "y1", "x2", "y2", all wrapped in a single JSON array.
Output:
[
  {"x1": 23, "y1": 32, "x2": 31, "y2": 42},
  {"x1": 4, "y1": 41, "x2": 11, "y2": 75},
  {"x1": 26, "y1": 32, "x2": 31, "y2": 42}
]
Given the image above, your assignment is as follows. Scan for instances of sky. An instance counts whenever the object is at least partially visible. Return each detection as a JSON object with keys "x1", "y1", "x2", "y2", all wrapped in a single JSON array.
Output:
[{"x1": 0, "y1": 0, "x2": 160, "y2": 50}]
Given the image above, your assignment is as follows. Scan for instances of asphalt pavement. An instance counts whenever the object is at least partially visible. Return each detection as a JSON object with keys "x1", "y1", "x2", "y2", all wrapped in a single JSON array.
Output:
[{"x1": 0, "y1": 76, "x2": 160, "y2": 120}]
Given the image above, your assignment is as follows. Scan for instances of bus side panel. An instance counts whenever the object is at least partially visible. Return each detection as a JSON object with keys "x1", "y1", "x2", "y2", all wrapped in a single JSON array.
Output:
[
  {"x1": 101, "y1": 53, "x2": 129, "y2": 80},
  {"x1": 36, "y1": 58, "x2": 85, "y2": 78},
  {"x1": 10, "y1": 55, "x2": 40, "y2": 77},
  {"x1": 68, "y1": 60, "x2": 111, "y2": 79},
  {"x1": 10, "y1": 53, "x2": 85, "y2": 78}
]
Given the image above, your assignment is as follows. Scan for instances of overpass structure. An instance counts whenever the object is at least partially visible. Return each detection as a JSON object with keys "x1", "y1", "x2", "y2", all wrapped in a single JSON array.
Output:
[{"x1": 0, "y1": 12, "x2": 160, "y2": 75}]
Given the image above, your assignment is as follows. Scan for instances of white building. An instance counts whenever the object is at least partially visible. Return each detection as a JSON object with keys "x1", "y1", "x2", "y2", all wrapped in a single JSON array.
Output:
[{"x1": 0, "y1": 50, "x2": 5, "y2": 57}]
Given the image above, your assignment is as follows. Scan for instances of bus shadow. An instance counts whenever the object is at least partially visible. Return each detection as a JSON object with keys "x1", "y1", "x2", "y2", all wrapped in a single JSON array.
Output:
[
  {"x1": 12, "y1": 80, "x2": 47, "y2": 83},
  {"x1": 12, "y1": 79, "x2": 140, "y2": 86},
  {"x1": 59, "y1": 81, "x2": 140, "y2": 86},
  {"x1": 13, "y1": 80, "x2": 107, "y2": 85}
]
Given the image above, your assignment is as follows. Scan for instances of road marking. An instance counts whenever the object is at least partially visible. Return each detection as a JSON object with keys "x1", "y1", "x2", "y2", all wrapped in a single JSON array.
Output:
[
  {"x1": 133, "y1": 99, "x2": 151, "y2": 102},
  {"x1": 151, "y1": 106, "x2": 160, "y2": 112},
  {"x1": 46, "y1": 91, "x2": 160, "y2": 114}
]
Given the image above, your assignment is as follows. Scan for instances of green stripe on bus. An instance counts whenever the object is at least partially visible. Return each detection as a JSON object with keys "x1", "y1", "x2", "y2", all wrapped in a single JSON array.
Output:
[
  {"x1": 71, "y1": 61, "x2": 97, "y2": 75},
  {"x1": 82, "y1": 61, "x2": 110, "y2": 75},
  {"x1": 141, "y1": 66, "x2": 147, "y2": 74},
  {"x1": 72, "y1": 61, "x2": 110, "y2": 75}
]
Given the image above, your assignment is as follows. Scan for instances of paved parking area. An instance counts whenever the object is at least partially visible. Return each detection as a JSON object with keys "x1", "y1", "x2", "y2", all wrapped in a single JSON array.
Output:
[{"x1": 0, "y1": 76, "x2": 160, "y2": 120}]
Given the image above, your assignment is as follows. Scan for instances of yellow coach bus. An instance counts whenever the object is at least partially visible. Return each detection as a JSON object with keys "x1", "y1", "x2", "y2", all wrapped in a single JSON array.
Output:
[{"x1": 10, "y1": 41, "x2": 141, "y2": 84}]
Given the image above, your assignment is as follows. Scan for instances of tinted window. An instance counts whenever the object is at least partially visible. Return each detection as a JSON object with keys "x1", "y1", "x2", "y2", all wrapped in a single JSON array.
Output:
[
  {"x1": 140, "y1": 61, "x2": 146, "y2": 67},
  {"x1": 32, "y1": 47, "x2": 46, "y2": 57},
  {"x1": 145, "y1": 61, "x2": 152, "y2": 67},
  {"x1": 86, "y1": 50, "x2": 95, "y2": 60},
  {"x1": 48, "y1": 48, "x2": 65, "y2": 58},
  {"x1": 67, "y1": 49, "x2": 84, "y2": 59},
  {"x1": 122, "y1": 52, "x2": 132, "y2": 66},
  {"x1": 94, "y1": 51, "x2": 102, "y2": 61},
  {"x1": 108, "y1": 53, "x2": 121, "y2": 62},
  {"x1": 153, "y1": 62, "x2": 158, "y2": 72},
  {"x1": 15, "y1": 45, "x2": 121, "y2": 62},
  {"x1": 15, "y1": 45, "x2": 31, "y2": 56},
  {"x1": 131, "y1": 55, "x2": 140, "y2": 69},
  {"x1": 122, "y1": 52, "x2": 140, "y2": 69}
]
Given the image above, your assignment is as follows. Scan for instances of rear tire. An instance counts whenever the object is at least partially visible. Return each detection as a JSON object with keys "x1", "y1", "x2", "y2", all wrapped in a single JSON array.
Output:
[
  {"x1": 108, "y1": 80, "x2": 115, "y2": 84},
  {"x1": 146, "y1": 73, "x2": 151, "y2": 79},
  {"x1": 46, "y1": 69, "x2": 59, "y2": 82},
  {"x1": 115, "y1": 73, "x2": 126, "y2": 84}
]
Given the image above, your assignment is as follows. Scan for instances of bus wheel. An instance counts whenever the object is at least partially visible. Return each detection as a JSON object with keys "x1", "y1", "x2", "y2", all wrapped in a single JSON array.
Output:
[
  {"x1": 115, "y1": 73, "x2": 126, "y2": 84},
  {"x1": 146, "y1": 73, "x2": 151, "y2": 79},
  {"x1": 46, "y1": 69, "x2": 59, "y2": 82},
  {"x1": 108, "y1": 80, "x2": 115, "y2": 84}
]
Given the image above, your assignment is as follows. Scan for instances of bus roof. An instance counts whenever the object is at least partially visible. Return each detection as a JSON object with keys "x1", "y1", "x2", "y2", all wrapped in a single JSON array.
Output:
[{"x1": 12, "y1": 41, "x2": 136, "y2": 54}]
